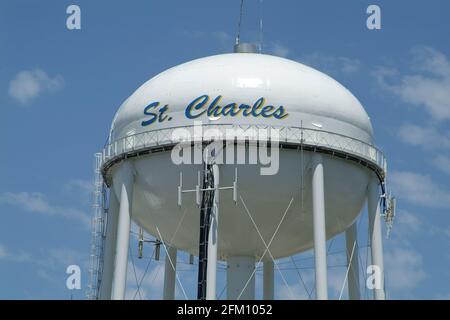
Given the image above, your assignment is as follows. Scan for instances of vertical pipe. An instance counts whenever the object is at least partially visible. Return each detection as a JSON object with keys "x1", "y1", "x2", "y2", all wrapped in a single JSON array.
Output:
[
  {"x1": 263, "y1": 260, "x2": 274, "y2": 300},
  {"x1": 111, "y1": 163, "x2": 134, "y2": 300},
  {"x1": 312, "y1": 153, "x2": 328, "y2": 300},
  {"x1": 163, "y1": 247, "x2": 177, "y2": 300},
  {"x1": 345, "y1": 222, "x2": 360, "y2": 300},
  {"x1": 227, "y1": 256, "x2": 256, "y2": 300},
  {"x1": 206, "y1": 164, "x2": 219, "y2": 300},
  {"x1": 368, "y1": 178, "x2": 385, "y2": 300},
  {"x1": 99, "y1": 189, "x2": 119, "y2": 300}
]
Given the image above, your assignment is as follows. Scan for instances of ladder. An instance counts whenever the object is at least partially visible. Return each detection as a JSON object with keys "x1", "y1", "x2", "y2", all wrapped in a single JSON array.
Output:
[{"x1": 86, "y1": 153, "x2": 108, "y2": 299}]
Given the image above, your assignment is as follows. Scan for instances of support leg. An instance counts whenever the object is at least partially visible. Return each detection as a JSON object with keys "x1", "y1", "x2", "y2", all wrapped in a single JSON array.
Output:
[
  {"x1": 312, "y1": 154, "x2": 328, "y2": 300},
  {"x1": 368, "y1": 178, "x2": 385, "y2": 300},
  {"x1": 345, "y1": 222, "x2": 360, "y2": 300},
  {"x1": 111, "y1": 163, "x2": 134, "y2": 300},
  {"x1": 263, "y1": 260, "x2": 274, "y2": 300},
  {"x1": 99, "y1": 189, "x2": 119, "y2": 300},
  {"x1": 227, "y1": 256, "x2": 256, "y2": 300},
  {"x1": 163, "y1": 247, "x2": 177, "y2": 300}
]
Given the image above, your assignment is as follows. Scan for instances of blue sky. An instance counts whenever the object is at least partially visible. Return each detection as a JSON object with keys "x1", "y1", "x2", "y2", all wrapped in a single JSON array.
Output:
[{"x1": 0, "y1": 0, "x2": 449, "y2": 299}]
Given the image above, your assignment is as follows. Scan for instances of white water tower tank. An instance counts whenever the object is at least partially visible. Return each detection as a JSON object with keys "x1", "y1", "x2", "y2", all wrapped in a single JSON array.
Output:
[{"x1": 97, "y1": 50, "x2": 388, "y2": 300}]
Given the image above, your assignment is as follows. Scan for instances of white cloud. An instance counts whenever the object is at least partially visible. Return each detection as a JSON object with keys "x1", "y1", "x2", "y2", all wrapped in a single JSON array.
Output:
[
  {"x1": 390, "y1": 210, "x2": 450, "y2": 247},
  {"x1": 298, "y1": 52, "x2": 361, "y2": 76},
  {"x1": 277, "y1": 282, "x2": 309, "y2": 300},
  {"x1": 8, "y1": 69, "x2": 64, "y2": 105},
  {"x1": 388, "y1": 210, "x2": 423, "y2": 250},
  {"x1": 0, "y1": 192, "x2": 90, "y2": 227},
  {"x1": 64, "y1": 179, "x2": 93, "y2": 205},
  {"x1": 275, "y1": 265, "x2": 314, "y2": 300},
  {"x1": 0, "y1": 243, "x2": 87, "y2": 288},
  {"x1": 274, "y1": 263, "x2": 353, "y2": 300},
  {"x1": 374, "y1": 46, "x2": 450, "y2": 121},
  {"x1": 65, "y1": 179, "x2": 92, "y2": 194},
  {"x1": 395, "y1": 210, "x2": 422, "y2": 236},
  {"x1": 397, "y1": 123, "x2": 450, "y2": 150},
  {"x1": 36, "y1": 268, "x2": 60, "y2": 286},
  {"x1": 328, "y1": 269, "x2": 348, "y2": 299},
  {"x1": 432, "y1": 155, "x2": 450, "y2": 176},
  {"x1": 385, "y1": 247, "x2": 426, "y2": 291},
  {"x1": 390, "y1": 171, "x2": 450, "y2": 208},
  {"x1": 0, "y1": 243, "x2": 31, "y2": 262},
  {"x1": 38, "y1": 248, "x2": 87, "y2": 270},
  {"x1": 33, "y1": 248, "x2": 88, "y2": 287},
  {"x1": 269, "y1": 43, "x2": 290, "y2": 58},
  {"x1": 410, "y1": 46, "x2": 450, "y2": 79},
  {"x1": 178, "y1": 29, "x2": 233, "y2": 51},
  {"x1": 386, "y1": 212, "x2": 429, "y2": 296},
  {"x1": 125, "y1": 262, "x2": 165, "y2": 300},
  {"x1": 211, "y1": 31, "x2": 233, "y2": 49},
  {"x1": 0, "y1": 243, "x2": 7, "y2": 257},
  {"x1": 0, "y1": 244, "x2": 6, "y2": 259},
  {"x1": 0, "y1": 243, "x2": 86, "y2": 270}
]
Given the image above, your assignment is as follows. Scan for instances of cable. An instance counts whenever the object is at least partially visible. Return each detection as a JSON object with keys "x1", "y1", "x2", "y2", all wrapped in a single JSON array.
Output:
[
  {"x1": 130, "y1": 206, "x2": 187, "y2": 300},
  {"x1": 218, "y1": 282, "x2": 227, "y2": 300},
  {"x1": 290, "y1": 255, "x2": 312, "y2": 299},
  {"x1": 129, "y1": 244, "x2": 143, "y2": 300},
  {"x1": 157, "y1": 227, "x2": 189, "y2": 300},
  {"x1": 238, "y1": 195, "x2": 295, "y2": 300},
  {"x1": 170, "y1": 208, "x2": 188, "y2": 244},
  {"x1": 132, "y1": 243, "x2": 156, "y2": 300},
  {"x1": 339, "y1": 240, "x2": 356, "y2": 300}
]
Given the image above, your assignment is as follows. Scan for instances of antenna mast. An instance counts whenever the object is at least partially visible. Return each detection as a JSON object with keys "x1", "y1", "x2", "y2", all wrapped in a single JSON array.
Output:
[{"x1": 235, "y1": 0, "x2": 244, "y2": 45}]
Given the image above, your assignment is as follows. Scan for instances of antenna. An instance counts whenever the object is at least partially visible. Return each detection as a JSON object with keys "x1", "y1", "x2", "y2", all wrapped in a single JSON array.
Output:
[
  {"x1": 177, "y1": 168, "x2": 238, "y2": 207},
  {"x1": 235, "y1": 0, "x2": 244, "y2": 45},
  {"x1": 233, "y1": 0, "x2": 261, "y2": 54},
  {"x1": 137, "y1": 227, "x2": 162, "y2": 260},
  {"x1": 259, "y1": 0, "x2": 264, "y2": 53}
]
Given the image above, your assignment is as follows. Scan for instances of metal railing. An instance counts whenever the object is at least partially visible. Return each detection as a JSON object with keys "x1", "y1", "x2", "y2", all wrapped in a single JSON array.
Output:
[{"x1": 101, "y1": 124, "x2": 387, "y2": 176}]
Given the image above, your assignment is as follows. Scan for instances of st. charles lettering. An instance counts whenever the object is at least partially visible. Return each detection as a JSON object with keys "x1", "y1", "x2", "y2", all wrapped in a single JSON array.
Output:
[{"x1": 141, "y1": 94, "x2": 289, "y2": 127}]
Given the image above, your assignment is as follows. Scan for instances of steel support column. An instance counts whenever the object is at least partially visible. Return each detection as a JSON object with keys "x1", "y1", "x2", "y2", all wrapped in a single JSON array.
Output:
[
  {"x1": 345, "y1": 222, "x2": 360, "y2": 300},
  {"x1": 312, "y1": 153, "x2": 328, "y2": 300},
  {"x1": 263, "y1": 260, "x2": 274, "y2": 300},
  {"x1": 111, "y1": 163, "x2": 134, "y2": 300},
  {"x1": 368, "y1": 178, "x2": 385, "y2": 300},
  {"x1": 163, "y1": 246, "x2": 177, "y2": 300},
  {"x1": 99, "y1": 189, "x2": 119, "y2": 300}
]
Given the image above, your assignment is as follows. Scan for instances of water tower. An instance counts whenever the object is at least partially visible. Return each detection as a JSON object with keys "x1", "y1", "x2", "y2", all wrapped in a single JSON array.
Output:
[{"x1": 87, "y1": 44, "x2": 394, "y2": 300}]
